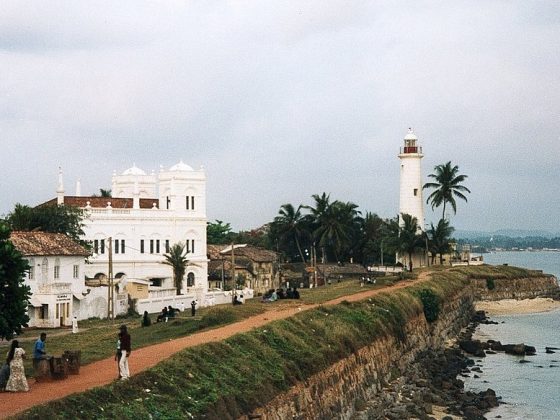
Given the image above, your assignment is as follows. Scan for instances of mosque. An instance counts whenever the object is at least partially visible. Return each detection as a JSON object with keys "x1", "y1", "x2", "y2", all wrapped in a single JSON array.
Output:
[{"x1": 40, "y1": 161, "x2": 209, "y2": 317}]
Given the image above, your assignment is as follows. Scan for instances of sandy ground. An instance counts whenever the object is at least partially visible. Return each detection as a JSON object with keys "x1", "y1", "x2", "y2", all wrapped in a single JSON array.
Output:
[
  {"x1": 475, "y1": 297, "x2": 560, "y2": 316},
  {"x1": 432, "y1": 405, "x2": 461, "y2": 420},
  {"x1": 0, "y1": 276, "x2": 427, "y2": 419}
]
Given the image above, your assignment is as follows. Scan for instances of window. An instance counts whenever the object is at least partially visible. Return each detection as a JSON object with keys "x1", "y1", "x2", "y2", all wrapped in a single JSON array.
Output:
[
  {"x1": 94, "y1": 240, "x2": 99, "y2": 254},
  {"x1": 41, "y1": 258, "x2": 48, "y2": 282},
  {"x1": 115, "y1": 239, "x2": 119, "y2": 254},
  {"x1": 29, "y1": 258, "x2": 35, "y2": 280},
  {"x1": 150, "y1": 240, "x2": 154, "y2": 254},
  {"x1": 121, "y1": 240, "x2": 125, "y2": 254},
  {"x1": 140, "y1": 240, "x2": 145, "y2": 254},
  {"x1": 165, "y1": 240, "x2": 170, "y2": 253},
  {"x1": 186, "y1": 239, "x2": 190, "y2": 253},
  {"x1": 100, "y1": 239, "x2": 105, "y2": 254},
  {"x1": 191, "y1": 239, "x2": 195, "y2": 254},
  {"x1": 156, "y1": 240, "x2": 160, "y2": 254},
  {"x1": 166, "y1": 196, "x2": 170, "y2": 210},
  {"x1": 186, "y1": 196, "x2": 189, "y2": 210},
  {"x1": 187, "y1": 272, "x2": 195, "y2": 287},
  {"x1": 191, "y1": 196, "x2": 195, "y2": 210},
  {"x1": 413, "y1": 188, "x2": 418, "y2": 196},
  {"x1": 40, "y1": 304, "x2": 48, "y2": 319},
  {"x1": 73, "y1": 265, "x2": 79, "y2": 279},
  {"x1": 54, "y1": 258, "x2": 60, "y2": 279}
]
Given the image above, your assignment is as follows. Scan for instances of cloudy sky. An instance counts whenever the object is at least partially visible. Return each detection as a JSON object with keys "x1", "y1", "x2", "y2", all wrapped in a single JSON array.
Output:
[{"x1": 1, "y1": 1, "x2": 559, "y2": 233}]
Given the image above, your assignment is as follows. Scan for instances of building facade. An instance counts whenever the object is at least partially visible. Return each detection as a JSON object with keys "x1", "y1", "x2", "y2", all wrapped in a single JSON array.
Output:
[
  {"x1": 10, "y1": 231, "x2": 90, "y2": 328},
  {"x1": 42, "y1": 161, "x2": 209, "y2": 298}
]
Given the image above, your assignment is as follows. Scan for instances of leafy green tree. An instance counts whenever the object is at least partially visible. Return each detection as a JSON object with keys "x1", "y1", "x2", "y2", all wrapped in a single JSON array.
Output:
[
  {"x1": 423, "y1": 161, "x2": 471, "y2": 219},
  {"x1": 207, "y1": 220, "x2": 234, "y2": 244},
  {"x1": 0, "y1": 223, "x2": 31, "y2": 340},
  {"x1": 428, "y1": 218, "x2": 455, "y2": 264},
  {"x1": 272, "y1": 204, "x2": 310, "y2": 263},
  {"x1": 162, "y1": 242, "x2": 193, "y2": 295},
  {"x1": 6, "y1": 204, "x2": 86, "y2": 244}
]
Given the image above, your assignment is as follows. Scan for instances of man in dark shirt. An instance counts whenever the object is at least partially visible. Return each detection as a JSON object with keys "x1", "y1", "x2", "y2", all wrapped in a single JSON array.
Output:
[{"x1": 118, "y1": 325, "x2": 131, "y2": 379}]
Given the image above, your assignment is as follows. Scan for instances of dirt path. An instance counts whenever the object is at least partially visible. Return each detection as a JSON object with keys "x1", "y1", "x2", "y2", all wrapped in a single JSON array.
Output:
[{"x1": 1, "y1": 276, "x2": 429, "y2": 418}]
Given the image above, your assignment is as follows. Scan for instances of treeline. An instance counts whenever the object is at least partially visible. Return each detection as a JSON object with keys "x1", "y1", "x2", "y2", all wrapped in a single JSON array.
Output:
[{"x1": 459, "y1": 236, "x2": 560, "y2": 252}]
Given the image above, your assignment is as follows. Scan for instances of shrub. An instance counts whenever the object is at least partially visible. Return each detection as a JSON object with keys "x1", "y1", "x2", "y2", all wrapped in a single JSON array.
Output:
[
  {"x1": 417, "y1": 288, "x2": 441, "y2": 323},
  {"x1": 486, "y1": 277, "x2": 496, "y2": 290}
]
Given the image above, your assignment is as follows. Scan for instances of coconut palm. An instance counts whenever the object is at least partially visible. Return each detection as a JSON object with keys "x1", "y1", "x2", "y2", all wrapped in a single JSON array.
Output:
[
  {"x1": 386, "y1": 213, "x2": 424, "y2": 271},
  {"x1": 272, "y1": 203, "x2": 309, "y2": 263},
  {"x1": 162, "y1": 242, "x2": 192, "y2": 295},
  {"x1": 314, "y1": 201, "x2": 361, "y2": 263},
  {"x1": 423, "y1": 161, "x2": 470, "y2": 219},
  {"x1": 428, "y1": 218, "x2": 455, "y2": 265}
]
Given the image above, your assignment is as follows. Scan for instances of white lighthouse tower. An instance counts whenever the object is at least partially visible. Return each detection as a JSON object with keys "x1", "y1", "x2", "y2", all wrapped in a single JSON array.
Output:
[{"x1": 398, "y1": 128, "x2": 425, "y2": 230}]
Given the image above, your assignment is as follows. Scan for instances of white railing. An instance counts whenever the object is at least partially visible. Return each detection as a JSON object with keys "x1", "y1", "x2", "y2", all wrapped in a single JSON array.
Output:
[
  {"x1": 148, "y1": 288, "x2": 177, "y2": 299},
  {"x1": 367, "y1": 265, "x2": 404, "y2": 273}
]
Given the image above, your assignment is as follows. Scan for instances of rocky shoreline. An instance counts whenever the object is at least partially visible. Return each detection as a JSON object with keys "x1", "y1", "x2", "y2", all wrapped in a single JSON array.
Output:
[{"x1": 355, "y1": 311, "x2": 502, "y2": 420}]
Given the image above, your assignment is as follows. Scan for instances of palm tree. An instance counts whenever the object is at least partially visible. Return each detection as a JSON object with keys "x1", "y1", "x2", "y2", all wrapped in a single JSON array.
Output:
[
  {"x1": 162, "y1": 242, "x2": 192, "y2": 295},
  {"x1": 387, "y1": 213, "x2": 424, "y2": 271},
  {"x1": 359, "y1": 212, "x2": 385, "y2": 265},
  {"x1": 423, "y1": 161, "x2": 470, "y2": 219},
  {"x1": 313, "y1": 201, "x2": 361, "y2": 263},
  {"x1": 305, "y1": 193, "x2": 332, "y2": 262},
  {"x1": 428, "y1": 218, "x2": 455, "y2": 265},
  {"x1": 272, "y1": 203, "x2": 309, "y2": 263}
]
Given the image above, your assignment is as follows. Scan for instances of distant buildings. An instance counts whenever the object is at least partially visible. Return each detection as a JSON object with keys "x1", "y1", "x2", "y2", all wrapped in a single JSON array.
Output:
[{"x1": 207, "y1": 244, "x2": 279, "y2": 295}]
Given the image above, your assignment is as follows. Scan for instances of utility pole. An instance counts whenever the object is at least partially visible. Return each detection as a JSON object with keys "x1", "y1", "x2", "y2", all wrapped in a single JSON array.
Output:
[
  {"x1": 107, "y1": 237, "x2": 114, "y2": 321},
  {"x1": 231, "y1": 242, "x2": 235, "y2": 303},
  {"x1": 312, "y1": 242, "x2": 317, "y2": 288}
]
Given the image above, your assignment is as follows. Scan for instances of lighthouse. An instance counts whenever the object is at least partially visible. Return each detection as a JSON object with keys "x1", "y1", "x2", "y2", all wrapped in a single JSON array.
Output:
[{"x1": 398, "y1": 128, "x2": 424, "y2": 230}]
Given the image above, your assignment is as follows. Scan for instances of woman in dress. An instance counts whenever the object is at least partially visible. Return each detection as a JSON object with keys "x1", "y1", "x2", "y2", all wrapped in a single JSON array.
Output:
[{"x1": 5, "y1": 340, "x2": 29, "y2": 392}]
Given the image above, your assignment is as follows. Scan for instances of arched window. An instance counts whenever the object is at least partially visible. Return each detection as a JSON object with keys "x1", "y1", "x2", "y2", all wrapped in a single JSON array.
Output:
[
  {"x1": 187, "y1": 272, "x2": 195, "y2": 287},
  {"x1": 41, "y1": 258, "x2": 48, "y2": 283},
  {"x1": 28, "y1": 258, "x2": 35, "y2": 280},
  {"x1": 54, "y1": 258, "x2": 61, "y2": 279}
]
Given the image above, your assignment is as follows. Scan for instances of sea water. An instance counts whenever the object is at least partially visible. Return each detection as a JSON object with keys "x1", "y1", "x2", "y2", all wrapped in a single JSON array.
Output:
[{"x1": 464, "y1": 251, "x2": 560, "y2": 419}]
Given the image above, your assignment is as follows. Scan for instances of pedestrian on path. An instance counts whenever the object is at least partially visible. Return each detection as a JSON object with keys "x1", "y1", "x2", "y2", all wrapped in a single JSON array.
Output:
[
  {"x1": 72, "y1": 317, "x2": 79, "y2": 334},
  {"x1": 191, "y1": 300, "x2": 197, "y2": 317},
  {"x1": 5, "y1": 340, "x2": 29, "y2": 392},
  {"x1": 118, "y1": 325, "x2": 131, "y2": 380}
]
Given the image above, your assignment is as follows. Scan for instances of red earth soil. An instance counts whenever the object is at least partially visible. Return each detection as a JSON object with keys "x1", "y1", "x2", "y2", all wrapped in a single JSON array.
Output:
[{"x1": 1, "y1": 276, "x2": 427, "y2": 418}]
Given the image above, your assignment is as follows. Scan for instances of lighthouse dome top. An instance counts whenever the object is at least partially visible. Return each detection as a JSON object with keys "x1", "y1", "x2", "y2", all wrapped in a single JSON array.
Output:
[
  {"x1": 122, "y1": 163, "x2": 146, "y2": 176},
  {"x1": 404, "y1": 128, "x2": 417, "y2": 141},
  {"x1": 169, "y1": 160, "x2": 194, "y2": 172}
]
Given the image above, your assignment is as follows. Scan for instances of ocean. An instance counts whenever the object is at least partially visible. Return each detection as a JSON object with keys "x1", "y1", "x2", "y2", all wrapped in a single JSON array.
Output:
[{"x1": 464, "y1": 251, "x2": 560, "y2": 420}]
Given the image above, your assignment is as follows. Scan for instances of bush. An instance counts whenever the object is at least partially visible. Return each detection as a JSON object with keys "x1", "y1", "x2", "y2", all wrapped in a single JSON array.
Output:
[
  {"x1": 486, "y1": 277, "x2": 496, "y2": 290},
  {"x1": 417, "y1": 288, "x2": 441, "y2": 323}
]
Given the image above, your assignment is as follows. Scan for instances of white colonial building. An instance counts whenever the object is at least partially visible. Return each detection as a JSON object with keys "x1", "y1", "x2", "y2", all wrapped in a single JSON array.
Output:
[
  {"x1": 11, "y1": 231, "x2": 91, "y2": 328},
  {"x1": 41, "y1": 161, "x2": 209, "y2": 314}
]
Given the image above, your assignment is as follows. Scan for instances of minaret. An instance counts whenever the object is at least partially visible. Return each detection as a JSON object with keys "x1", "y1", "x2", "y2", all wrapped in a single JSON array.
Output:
[
  {"x1": 57, "y1": 167, "x2": 65, "y2": 205},
  {"x1": 398, "y1": 128, "x2": 424, "y2": 230}
]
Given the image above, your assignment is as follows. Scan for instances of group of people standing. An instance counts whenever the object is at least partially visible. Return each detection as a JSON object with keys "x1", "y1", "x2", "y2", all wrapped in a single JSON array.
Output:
[{"x1": 0, "y1": 332, "x2": 48, "y2": 393}]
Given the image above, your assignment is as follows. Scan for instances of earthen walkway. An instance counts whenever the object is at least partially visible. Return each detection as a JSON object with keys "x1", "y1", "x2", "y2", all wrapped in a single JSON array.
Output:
[{"x1": 1, "y1": 276, "x2": 429, "y2": 418}]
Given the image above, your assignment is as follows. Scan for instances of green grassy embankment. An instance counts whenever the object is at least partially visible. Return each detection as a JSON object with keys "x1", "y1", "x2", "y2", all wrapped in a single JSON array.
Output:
[{"x1": 16, "y1": 270, "x2": 476, "y2": 420}]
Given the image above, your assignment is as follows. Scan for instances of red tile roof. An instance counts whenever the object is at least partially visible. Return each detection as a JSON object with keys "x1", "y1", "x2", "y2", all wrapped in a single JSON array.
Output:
[
  {"x1": 40, "y1": 196, "x2": 159, "y2": 209},
  {"x1": 10, "y1": 231, "x2": 90, "y2": 256}
]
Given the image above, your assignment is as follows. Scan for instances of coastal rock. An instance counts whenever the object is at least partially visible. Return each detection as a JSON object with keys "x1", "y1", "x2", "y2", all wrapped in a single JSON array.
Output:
[
  {"x1": 459, "y1": 340, "x2": 487, "y2": 357},
  {"x1": 503, "y1": 343, "x2": 535, "y2": 356}
]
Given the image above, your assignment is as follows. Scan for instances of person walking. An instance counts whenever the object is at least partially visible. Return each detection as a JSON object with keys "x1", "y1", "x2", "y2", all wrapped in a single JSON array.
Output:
[
  {"x1": 191, "y1": 300, "x2": 197, "y2": 317},
  {"x1": 115, "y1": 336, "x2": 122, "y2": 379},
  {"x1": 72, "y1": 317, "x2": 79, "y2": 334},
  {"x1": 5, "y1": 340, "x2": 29, "y2": 392},
  {"x1": 118, "y1": 325, "x2": 131, "y2": 380}
]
